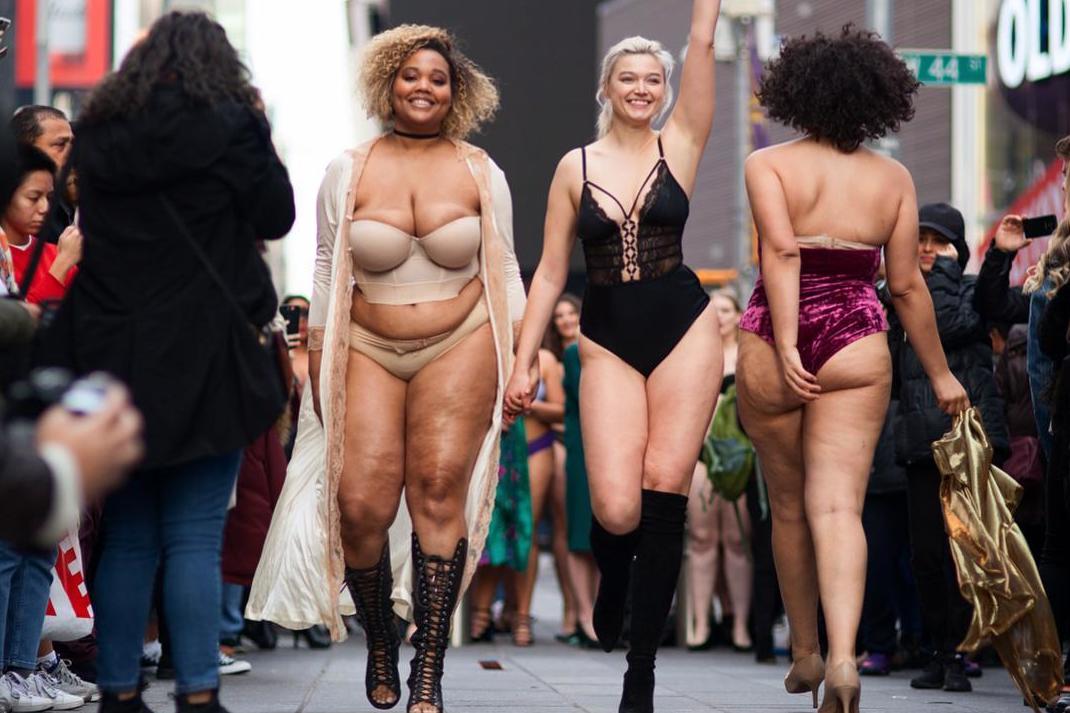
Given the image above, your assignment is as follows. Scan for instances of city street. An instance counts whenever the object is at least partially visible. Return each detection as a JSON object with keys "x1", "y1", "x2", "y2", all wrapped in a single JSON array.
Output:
[
  {"x1": 132, "y1": 630, "x2": 1024, "y2": 713},
  {"x1": 127, "y1": 560, "x2": 1024, "y2": 713}
]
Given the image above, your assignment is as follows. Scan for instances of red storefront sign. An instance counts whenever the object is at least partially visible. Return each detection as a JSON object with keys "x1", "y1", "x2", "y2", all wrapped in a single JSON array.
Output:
[
  {"x1": 977, "y1": 160, "x2": 1066, "y2": 286},
  {"x1": 14, "y1": 0, "x2": 111, "y2": 89}
]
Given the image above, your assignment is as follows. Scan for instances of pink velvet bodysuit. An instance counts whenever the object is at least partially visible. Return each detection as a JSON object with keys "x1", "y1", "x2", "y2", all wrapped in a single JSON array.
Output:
[{"x1": 739, "y1": 242, "x2": 888, "y2": 374}]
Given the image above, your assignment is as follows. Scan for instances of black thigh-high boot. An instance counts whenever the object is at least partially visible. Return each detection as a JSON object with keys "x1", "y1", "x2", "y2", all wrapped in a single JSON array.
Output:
[
  {"x1": 345, "y1": 542, "x2": 401, "y2": 710},
  {"x1": 619, "y1": 489, "x2": 687, "y2": 713},
  {"x1": 407, "y1": 534, "x2": 467, "y2": 713},
  {"x1": 590, "y1": 517, "x2": 641, "y2": 652}
]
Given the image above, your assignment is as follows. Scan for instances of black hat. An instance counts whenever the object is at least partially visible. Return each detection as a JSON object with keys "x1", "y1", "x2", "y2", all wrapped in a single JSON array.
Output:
[{"x1": 919, "y1": 202, "x2": 968, "y2": 269}]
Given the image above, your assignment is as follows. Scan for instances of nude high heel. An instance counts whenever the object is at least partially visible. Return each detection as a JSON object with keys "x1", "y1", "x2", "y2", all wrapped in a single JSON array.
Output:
[
  {"x1": 784, "y1": 653, "x2": 825, "y2": 709},
  {"x1": 819, "y1": 662, "x2": 860, "y2": 713}
]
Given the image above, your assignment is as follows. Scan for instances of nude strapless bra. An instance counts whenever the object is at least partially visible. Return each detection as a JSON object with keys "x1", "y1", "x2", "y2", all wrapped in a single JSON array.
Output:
[{"x1": 348, "y1": 216, "x2": 481, "y2": 305}]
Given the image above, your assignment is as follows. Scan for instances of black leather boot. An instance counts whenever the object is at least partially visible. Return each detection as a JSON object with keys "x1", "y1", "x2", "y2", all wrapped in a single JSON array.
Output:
[
  {"x1": 618, "y1": 490, "x2": 687, "y2": 713},
  {"x1": 590, "y1": 518, "x2": 640, "y2": 652},
  {"x1": 407, "y1": 535, "x2": 467, "y2": 713},
  {"x1": 345, "y1": 542, "x2": 402, "y2": 710}
]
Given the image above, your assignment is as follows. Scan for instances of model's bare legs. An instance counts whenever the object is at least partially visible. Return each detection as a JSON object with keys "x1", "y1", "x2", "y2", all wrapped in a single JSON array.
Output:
[{"x1": 737, "y1": 333, "x2": 818, "y2": 661}]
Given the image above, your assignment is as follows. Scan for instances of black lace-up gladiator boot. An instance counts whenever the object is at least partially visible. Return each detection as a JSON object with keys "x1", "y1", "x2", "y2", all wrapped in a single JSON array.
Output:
[
  {"x1": 407, "y1": 535, "x2": 467, "y2": 713},
  {"x1": 345, "y1": 543, "x2": 401, "y2": 710},
  {"x1": 619, "y1": 489, "x2": 688, "y2": 713},
  {"x1": 590, "y1": 518, "x2": 640, "y2": 652}
]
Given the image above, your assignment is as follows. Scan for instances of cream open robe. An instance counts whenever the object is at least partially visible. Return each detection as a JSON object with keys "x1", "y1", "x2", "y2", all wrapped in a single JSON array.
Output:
[{"x1": 247, "y1": 136, "x2": 525, "y2": 640}]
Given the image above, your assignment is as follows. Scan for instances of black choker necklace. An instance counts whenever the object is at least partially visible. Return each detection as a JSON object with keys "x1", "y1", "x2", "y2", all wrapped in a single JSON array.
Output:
[{"x1": 394, "y1": 129, "x2": 441, "y2": 140}]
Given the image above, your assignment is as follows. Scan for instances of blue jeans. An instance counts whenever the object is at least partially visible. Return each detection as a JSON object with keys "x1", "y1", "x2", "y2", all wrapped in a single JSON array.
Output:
[
  {"x1": 94, "y1": 451, "x2": 241, "y2": 695},
  {"x1": 0, "y1": 542, "x2": 55, "y2": 671},
  {"x1": 220, "y1": 584, "x2": 245, "y2": 640}
]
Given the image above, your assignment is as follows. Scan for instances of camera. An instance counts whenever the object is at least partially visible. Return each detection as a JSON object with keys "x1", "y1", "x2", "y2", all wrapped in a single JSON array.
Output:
[{"x1": 4, "y1": 368, "x2": 115, "y2": 424}]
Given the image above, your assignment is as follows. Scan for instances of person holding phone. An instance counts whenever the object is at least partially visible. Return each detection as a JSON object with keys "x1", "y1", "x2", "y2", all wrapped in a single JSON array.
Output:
[
  {"x1": 38, "y1": 12, "x2": 295, "y2": 713},
  {"x1": 974, "y1": 134, "x2": 1070, "y2": 711}
]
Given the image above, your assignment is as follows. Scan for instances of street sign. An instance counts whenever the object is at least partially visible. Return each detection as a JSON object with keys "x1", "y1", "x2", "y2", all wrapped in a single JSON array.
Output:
[{"x1": 899, "y1": 50, "x2": 987, "y2": 86}]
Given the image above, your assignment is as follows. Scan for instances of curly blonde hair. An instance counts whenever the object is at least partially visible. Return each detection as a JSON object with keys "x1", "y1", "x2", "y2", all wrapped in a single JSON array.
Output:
[{"x1": 358, "y1": 25, "x2": 499, "y2": 140}]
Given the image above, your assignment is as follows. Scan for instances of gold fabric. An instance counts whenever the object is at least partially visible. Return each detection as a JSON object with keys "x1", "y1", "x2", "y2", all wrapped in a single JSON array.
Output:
[{"x1": 932, "y1": 408, "x2": 1063, "y2": 710}]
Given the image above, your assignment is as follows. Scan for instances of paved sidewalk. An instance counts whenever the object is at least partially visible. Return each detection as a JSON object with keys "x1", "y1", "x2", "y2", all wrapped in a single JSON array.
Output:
[
  {"x1": 125, "y1": 624, "x2": 1024, "y2": 713},
  {"x1": 104, "y1": 555, "x2": 1027, "y2": 712}
]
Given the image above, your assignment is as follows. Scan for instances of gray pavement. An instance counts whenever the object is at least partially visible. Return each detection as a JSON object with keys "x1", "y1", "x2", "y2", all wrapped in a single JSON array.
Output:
[
  {"x1": 106, "y1": 555, "x2": 1026, "y2": 712},
  {"x1": 129, "y1": 632, "x2": 1024, "y2": 713}
]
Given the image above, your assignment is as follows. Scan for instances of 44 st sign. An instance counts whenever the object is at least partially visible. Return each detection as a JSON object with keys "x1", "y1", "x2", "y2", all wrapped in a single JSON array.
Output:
[{"x1": 900, "y1": 50, "x2": 988, "y2": 86}]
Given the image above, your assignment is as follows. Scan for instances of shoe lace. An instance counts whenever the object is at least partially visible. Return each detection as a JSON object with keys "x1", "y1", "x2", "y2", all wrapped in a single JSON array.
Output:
[
  {"x1": 348, "y1": 558, "x2": 398, "y2": 690},
  {"x1": 27, "y1": 673, "x2": 58, "y2": 699},
  {"x1": 2, "y1": 672, "x2": 28, "y2": 698},
  {"x1": 409, "y1": 553, "x2": 461, "y2": 707},
  {"x1": 54, "y1": 660, "x2": 89, "y2": 688}
]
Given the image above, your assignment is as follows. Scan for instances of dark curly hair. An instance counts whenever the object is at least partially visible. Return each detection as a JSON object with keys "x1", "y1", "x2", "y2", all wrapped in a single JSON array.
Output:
[
  {"x1": 79, "y1": 11, "x2": 260, "y2": 125},
  {"x1": 757, "y1": 25, "x2": 919, "y2": 152}
]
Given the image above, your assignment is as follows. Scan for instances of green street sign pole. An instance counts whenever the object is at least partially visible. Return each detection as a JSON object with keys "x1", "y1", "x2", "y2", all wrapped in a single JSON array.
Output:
[{"x1": 899, "y1": 50, "x2": 987, "y2": 86}]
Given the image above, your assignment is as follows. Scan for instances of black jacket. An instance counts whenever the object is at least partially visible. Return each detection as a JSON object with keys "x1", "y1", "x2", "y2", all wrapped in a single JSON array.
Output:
[
  {"x1": 974, "y1": 246, "x2": 1029, "y2": 325},
  {"x1": 39, "y1": 86, "x2": 295, "y2": 468},
  {"x1": 890, "y1": 257, "x2": 1010, "y2": 466}
]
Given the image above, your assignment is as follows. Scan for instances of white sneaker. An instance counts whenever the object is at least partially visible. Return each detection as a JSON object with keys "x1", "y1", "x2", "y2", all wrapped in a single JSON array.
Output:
[
  {"x1": 0, "y1": 674, "x2": 12, "y2": 713},
  {"x1": 0, "y1": 672, "x2": 53, "y2": 712},
  {"x1": 217, "y1": 650, "x2": 251, "y2": 676},
  {"x1": 41, "y1": 660, "x2": 98, "y2": 703},
  {"x1": 25, "y1": 671, "x2": 83, "y2": 710}
]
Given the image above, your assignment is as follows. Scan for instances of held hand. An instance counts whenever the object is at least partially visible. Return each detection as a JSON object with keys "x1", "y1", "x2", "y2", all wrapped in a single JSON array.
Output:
[
  {"x1": 778, "y1": 346, "x2": 820, "y2": 402},
  {"x1": 56, "y1": 225, "x2": 84, "y2": 266},
  {"x1": 503, "y1": 364, "x2": 536, "y2": 422},
  {"x1": 994, "y1": 215, "x2": 1028, "y2": 253},
  {"x1": 37, "y1": 385, "x2": 144, "y2": 501},
  {"x1": 933, "y1": 372, "x2": 970, "y2": 416}
]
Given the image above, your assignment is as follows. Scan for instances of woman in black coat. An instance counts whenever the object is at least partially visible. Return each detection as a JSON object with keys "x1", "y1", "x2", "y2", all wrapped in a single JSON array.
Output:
[
  {"x1": 888, "y1": 203, "x2": 1009, "y2": 695},
  {"x1": 39, "y1": 12, "x2": 294, "y2": 713}
]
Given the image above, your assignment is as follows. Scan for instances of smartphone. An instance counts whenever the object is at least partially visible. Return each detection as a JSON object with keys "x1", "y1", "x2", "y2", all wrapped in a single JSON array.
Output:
[
  {"x1": 279, "y1": 304, "x2": 303, "y2": 336},
  {"x1": 1023, "y1": 214, "x2": 1058, "y2": 239}
]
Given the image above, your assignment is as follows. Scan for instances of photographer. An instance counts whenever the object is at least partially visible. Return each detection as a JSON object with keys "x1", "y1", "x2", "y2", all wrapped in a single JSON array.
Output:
[{"x1": 36, "y1": 13, "x2": 294, "y2": 712}]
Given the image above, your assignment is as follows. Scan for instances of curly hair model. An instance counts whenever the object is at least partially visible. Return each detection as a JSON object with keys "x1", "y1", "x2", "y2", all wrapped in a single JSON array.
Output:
[
  {"x1": 247, "y1": 23, "x2": 525, "y2": 713},
  {"x1": 757, "y1": 25, "x2": 919, "y2": 152},
  {"x1": 505, "y1": 2, "x2": 725, "y2": 710},
  {"x1": 79, "y1": 10, "x2": 260, "y2": 125},
  {"x1": 736, "y1": 26, "x2": 968, "y2": 713},
  {"x1": 359, "y1": 24, "x2": 498, "y2": 140}
]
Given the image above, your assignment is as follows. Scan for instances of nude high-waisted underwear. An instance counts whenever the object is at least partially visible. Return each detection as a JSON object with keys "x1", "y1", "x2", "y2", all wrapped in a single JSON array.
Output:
[{"x1": 348, "y1": 299, "x2": 489, "y2": 381}]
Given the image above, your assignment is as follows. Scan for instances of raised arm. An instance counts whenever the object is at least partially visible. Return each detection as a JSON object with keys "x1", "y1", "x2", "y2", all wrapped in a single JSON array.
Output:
[
  {"x1": 664, "y1": 0, "x2": 722, "y2": 170},
  {"x1": 504, "y1": 151, "x2": 581, "y2": 419},
  {"x1": 744, "y1": 150, "x2": 818, "y2": 400},
  {"x1": 883, "y1": 165, "x2": 969, "y2": 415}
]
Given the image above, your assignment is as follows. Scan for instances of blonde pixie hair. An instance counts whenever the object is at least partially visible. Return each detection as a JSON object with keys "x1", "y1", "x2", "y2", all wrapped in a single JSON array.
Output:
[
  {"x1": 359, "y1": 24, "x2": 499, "y2": 140},
  {"x1": 596, "y1": 36, "x2": 676, "y2": 139}
]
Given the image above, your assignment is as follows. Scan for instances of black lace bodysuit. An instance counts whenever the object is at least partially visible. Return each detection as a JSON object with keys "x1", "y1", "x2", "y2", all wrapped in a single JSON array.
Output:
[{"x1": 576, "y1": 137, "x2": 710, "y2": 377}]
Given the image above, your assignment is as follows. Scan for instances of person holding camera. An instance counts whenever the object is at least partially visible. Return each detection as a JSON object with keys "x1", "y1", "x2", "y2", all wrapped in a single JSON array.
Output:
[
  {"x1": 37, "y1": 12, "x2": 294, "y2": 713},
  {"x1": 0, "y1": 376, "x2": 142, "y2": 713}
]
